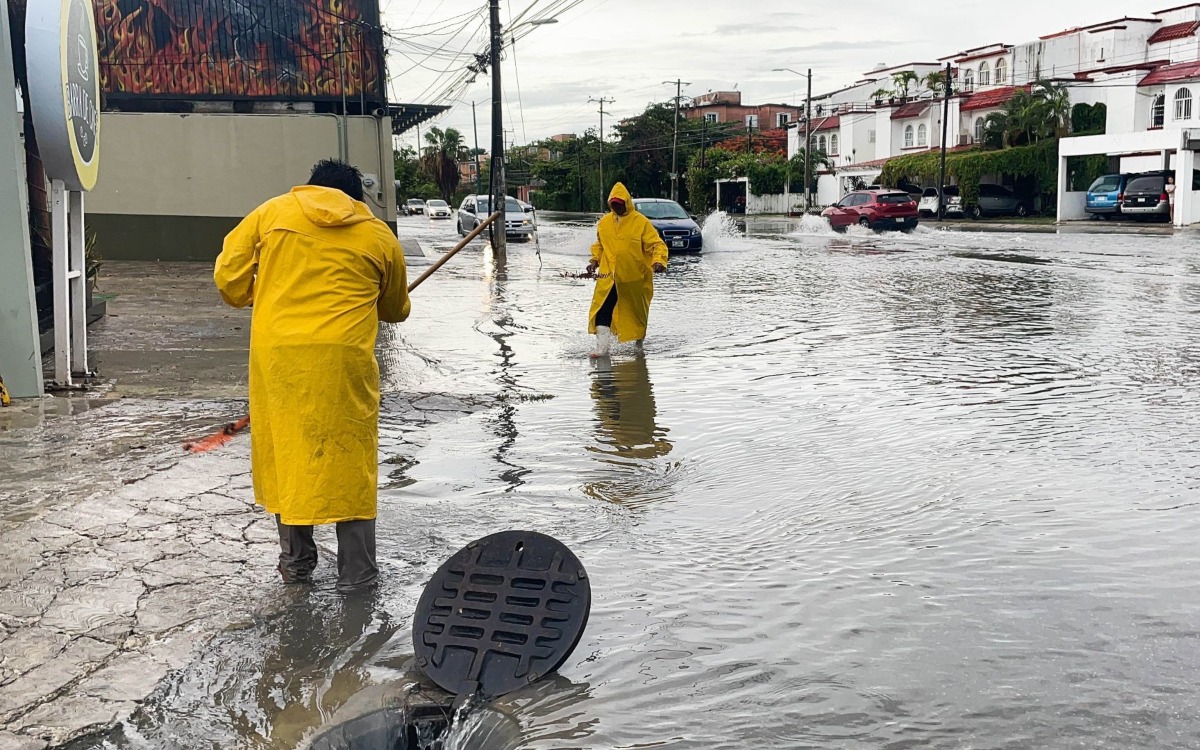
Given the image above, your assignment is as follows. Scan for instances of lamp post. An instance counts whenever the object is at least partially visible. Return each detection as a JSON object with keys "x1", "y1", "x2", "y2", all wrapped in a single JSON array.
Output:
[{"x1": 773, "y1": 67, "x2": 813, "y2": 212}]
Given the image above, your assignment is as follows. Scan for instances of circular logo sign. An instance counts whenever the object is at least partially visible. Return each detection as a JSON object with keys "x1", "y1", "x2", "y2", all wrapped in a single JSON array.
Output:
[{"x1": 26, "y1": 0, "x2": 101, "y2": 191}]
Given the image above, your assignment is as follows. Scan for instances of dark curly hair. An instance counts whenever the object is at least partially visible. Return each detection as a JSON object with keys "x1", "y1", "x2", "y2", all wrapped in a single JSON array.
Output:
[{"x1": 307, "y1": 159, "x2": 364, "y2": 202}]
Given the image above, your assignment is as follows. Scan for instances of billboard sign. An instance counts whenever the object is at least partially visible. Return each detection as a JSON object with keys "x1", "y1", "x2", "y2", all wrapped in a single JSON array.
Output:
[{"x1": 95, "y1": 0, "x2": 385, "y2": 102}]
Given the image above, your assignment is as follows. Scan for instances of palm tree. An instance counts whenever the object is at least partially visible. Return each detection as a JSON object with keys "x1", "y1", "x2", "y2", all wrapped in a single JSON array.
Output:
[
  {"x1": 891, "y1": 71, "x2": 920, "y2": 100},
  {"x1": 421, "y1": 127, "x2": 465, "y2": 202},
  {"x1": 1034, "y1": 81, "x2": 1072, "y2": 138},
  {"x1": 923, "y1": 71, "x2": 949, "y2": 96}
]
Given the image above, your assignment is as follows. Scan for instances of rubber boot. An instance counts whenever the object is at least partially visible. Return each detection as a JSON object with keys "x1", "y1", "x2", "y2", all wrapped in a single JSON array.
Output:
[{"x1": 590, "y1": 326, "x2": 613, "y2": 358}]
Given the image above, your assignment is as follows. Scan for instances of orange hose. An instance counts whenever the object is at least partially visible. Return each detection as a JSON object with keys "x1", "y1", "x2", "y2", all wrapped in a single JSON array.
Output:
[{"x1": 182, "y1": 416, "x2": 250, "y2": 454}]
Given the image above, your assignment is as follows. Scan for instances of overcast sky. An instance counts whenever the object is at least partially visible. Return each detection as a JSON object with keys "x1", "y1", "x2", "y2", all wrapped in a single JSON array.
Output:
[{"x1": 383, "y1": 0, "x2": 1158, "y2": 148}]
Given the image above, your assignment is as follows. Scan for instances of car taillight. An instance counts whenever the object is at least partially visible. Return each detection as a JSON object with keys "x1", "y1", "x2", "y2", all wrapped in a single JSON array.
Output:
[
  {"x1": 1118, "y1": 193, "x2": 1124, "y2": 202},
  {"x1": 1160, "y1": 192, "x2": 1169, "y2": 202}
]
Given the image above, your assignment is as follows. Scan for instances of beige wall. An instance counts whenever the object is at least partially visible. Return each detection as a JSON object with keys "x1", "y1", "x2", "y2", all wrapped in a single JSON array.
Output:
[{"x1": 89, "y1": 112, "x2": 396, "y2": 222}]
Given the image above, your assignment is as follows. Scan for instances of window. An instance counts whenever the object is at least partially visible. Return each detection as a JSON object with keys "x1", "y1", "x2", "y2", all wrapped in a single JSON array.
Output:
[
  {"x1": 830, "y1": 133, "x2": 840, "y2": 155},
  {"x1": 818, "y1": 135, "x2": 827, "y2": 152},
  {"x1": 868, "y1": 129, "x2": 877, "y2": 143},
  {"x1": 996, "y1": 58, "x2": 1008, "y2": 84},
  {"x1": 777, "y1": 112, "x2": 791, "y2": 128},
  {"x1": 904, "y1": 124, "x2": 915, "y2": 148},
  {"x1": 979, "y1": 62, "x2": 991, "y2": 87},
  {"x1": 1152, "y1": 94, "x2": 1165, "y2": 128},
  {"x1": 974, "y1": 117, "x2": 985, "y2": 142},
  {"x1": 917, "y1": 124, "x2": 928, "y2": 147},
  {"x1": 746, "y1": 114, "x2": 759, "y2": 129},
  {"x1": 704, "y1": 112, "x2": 718, "y2": 124},
  {"x1": 1175, "y1": 88, "x2": 1193, "y2": 121},
  {"x1": 963, "y1": 69, "x2": 975, "y2": 90}
]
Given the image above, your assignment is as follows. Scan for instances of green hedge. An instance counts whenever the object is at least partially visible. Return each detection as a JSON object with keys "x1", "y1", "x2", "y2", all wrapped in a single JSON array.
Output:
[{"x1": 879, "y1": 139, "x2": 1060, "y2": 206}]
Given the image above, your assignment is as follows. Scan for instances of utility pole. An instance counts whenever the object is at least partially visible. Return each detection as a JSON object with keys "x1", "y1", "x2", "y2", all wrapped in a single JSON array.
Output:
[
  {"x1": 489, "y1": 0, "x2": 506, "y2": 256},
  {"x1": 589, "y1": 96, "x2": 615, "y2": 210},
  {"x1": 803, "y1": 68, "x2": 813, "y2": 213},
  {"x1": 472, "y1": 101, "x2": 482, "y2": 194},
  {"x1": 937, "y1": 62, "x2": 953, "y2": 221},
  {"x1": 663, "y1": 79, "x2": 690, "y2": 202}
]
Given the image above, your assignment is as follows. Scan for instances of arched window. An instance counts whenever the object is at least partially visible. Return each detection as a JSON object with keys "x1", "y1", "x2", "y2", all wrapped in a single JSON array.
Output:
[
  {"x1": 974, "y1": 117, "x2": 985, "y2": 142},
  {"x1": 1152, "y1": 94, "x2": 1166, "y2": 128},
  {"x1": 818, "y1": 135, "x2": 827, "y2": 152},
  {"x1": 1175, "y1": 88, "x2": 1193, "y2": 120},
  {"x1": 830, "y1": 133, "x2": 840, "y2": 155},
  {"x1": 917, "y1": 124, "x2": 928, "y2": 147},
  {"x1": 904, "y1": 124, "x2": 915, "y2": 148},
  {"x1": 996, "y1": 59, "x2": 1008, "y2": 85},
  {"x1": 964, "y1": 69, "x2": 975, "y2": 90},
  {"x1": 979, "y1": 62, "x2": 991, "y2": 87}
]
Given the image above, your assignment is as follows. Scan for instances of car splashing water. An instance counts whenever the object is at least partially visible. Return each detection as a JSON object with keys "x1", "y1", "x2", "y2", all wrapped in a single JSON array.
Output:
[{"x1": 80, "y1": 214, "x2": 1200, "y2": 750}]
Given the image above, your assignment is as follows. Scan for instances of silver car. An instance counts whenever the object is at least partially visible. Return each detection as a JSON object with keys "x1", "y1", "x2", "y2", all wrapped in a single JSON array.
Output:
[
  {"x1": 1119, "y1": 173, "x2": 1170, "y2": 218},
  {"x1": 457, "y1": 195, "x2": 536, "y2": 241}
]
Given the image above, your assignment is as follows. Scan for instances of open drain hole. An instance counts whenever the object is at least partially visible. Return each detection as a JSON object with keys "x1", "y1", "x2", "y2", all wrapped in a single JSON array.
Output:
[{"x1": 307, "y1": 704, "x2": 450, "y2": 750}]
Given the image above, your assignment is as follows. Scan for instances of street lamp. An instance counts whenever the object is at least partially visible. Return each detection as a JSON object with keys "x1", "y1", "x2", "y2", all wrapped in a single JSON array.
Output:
[{"x1": 773, "y1": 67, "x2": 813, "y2": 213}]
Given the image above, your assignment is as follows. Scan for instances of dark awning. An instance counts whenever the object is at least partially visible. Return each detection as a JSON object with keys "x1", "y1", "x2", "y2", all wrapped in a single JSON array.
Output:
[{"x1": 390, "y1": 103, "x2": 451, "y2": 135}]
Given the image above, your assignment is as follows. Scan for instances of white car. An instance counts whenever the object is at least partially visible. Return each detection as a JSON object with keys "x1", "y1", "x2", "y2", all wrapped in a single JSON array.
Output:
[
  {"x1": 426, "y1": 199, "x2": 452, "y2": 220},
  {"x1": 918, "y1": 186, "x2": 963, "y2": 218}
]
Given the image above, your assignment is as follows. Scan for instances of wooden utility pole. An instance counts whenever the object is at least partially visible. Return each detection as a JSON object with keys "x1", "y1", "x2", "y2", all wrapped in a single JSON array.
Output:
[
  {"x1": 664, "y1": 79, "x2": 690, "y2": 201},
  {"x1": 589, "y1": 96, "x2": 615, "y2": 209},
  {"x1": 937, "y1": 62, "x2": 953, "y2": 221}
]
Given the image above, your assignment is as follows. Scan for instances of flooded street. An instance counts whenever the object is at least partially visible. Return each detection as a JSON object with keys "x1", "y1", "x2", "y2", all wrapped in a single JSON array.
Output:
[{"x1": 88, "y1": 215, "x2": 1200, "y2": 749}]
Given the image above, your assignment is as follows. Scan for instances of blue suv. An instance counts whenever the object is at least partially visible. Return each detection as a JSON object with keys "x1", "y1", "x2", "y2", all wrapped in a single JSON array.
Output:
[
  {"x1": 632, "y1": 198, "x2": 703, "y2": 253},
  {"x1": 1086, "y1": 174, "x2": 1131, "y2": 219}
]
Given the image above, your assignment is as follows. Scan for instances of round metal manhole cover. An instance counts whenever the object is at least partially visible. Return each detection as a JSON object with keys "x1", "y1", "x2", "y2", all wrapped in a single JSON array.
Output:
[{"x1": 413, "y1": 531, "x2": 591, "y2": 700}]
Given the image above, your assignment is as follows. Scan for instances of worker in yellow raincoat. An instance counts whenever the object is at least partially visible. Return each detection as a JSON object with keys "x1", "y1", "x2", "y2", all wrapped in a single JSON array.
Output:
[
  {"x1": 214, "y1": 160, "x2": 410, "y2": 593},
  {"x1": 586, "y1": 183, "x2": 668, "y2": 358}
]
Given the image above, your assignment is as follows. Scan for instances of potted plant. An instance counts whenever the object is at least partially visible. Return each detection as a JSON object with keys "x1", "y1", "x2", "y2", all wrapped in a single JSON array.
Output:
[{"x1": 872, "y1": 88, "x2": 890, "y2": 106}]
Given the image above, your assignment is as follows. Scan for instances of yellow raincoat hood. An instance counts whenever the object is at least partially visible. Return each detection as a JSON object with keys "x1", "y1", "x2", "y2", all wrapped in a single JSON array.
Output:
[
  {"x1": 607, "y1": 182, "x2": 635, "y2": 213},
  {"x1": 290, "y1": 185, "x2": 376, "y2": 228}
]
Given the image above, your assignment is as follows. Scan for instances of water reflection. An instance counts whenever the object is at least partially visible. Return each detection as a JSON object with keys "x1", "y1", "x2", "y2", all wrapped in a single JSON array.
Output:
[{"x1": 588, "y1": 357, "x2": 672, "y2": 461}]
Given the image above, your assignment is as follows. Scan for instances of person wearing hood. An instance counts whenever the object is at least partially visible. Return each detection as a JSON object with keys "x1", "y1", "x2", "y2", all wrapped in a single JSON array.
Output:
[
  {"x1": 586, "y1": 183, "x2": 668, "y2": 357},
  {"x1": 214, "y1": 160, "x2": 411, "y2": 593}
]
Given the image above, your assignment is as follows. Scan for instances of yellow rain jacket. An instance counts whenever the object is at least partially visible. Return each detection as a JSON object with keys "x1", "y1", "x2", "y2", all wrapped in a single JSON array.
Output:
[
  {"x1": 214, "y1": 186, "x2": 410, "y2": 526},
  {"x1": 588, "y1": 183, "x2": 668, "y2": 342}
]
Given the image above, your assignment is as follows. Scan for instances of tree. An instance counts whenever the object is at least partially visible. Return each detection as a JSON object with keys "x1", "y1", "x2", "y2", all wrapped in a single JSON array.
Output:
[
  {"x1": 892, "y1": 71, "x2": 920, "y2": 100},
  {"x1": 1035, "y1": 81, "x2": 1072, "y2": 138},
  {"x1": 421, "y1": 127, "x2": 465, "y2": 202},
  {"x1": 394, "y1": 146, "x2": 437, "y2": 201},
  {"x1": 923, "y1": 71, "x2": 949, "y2": 95},
  {"x1": 872, "y1": 87, "x2": 893, "y2": 103}
]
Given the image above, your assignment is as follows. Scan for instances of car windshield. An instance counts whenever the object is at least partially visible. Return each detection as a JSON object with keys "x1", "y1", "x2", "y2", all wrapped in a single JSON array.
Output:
[
  {"x1": 1089, "y1": 176, "x2": 1121, "y2": 193},
  {"x1": 1126, "y1": 176, "x2": 1164, "y2": 193},
  {"x1": 877, "y1": 193, "x2": 912, "y2": 204},
  {"x1": 635, "y1": 201, "x2": 690, "y2": 220},
  {"x1": 922, "y1": 188, "x2": 939, "y2": 198},
  {"x1": 407, "y1": 199, "x2": 424, "y2": 205},
  {"x1": 943, "y1": 186, "x2": 960, "y2": 197},
  {"x1": 476, "y1": 198, "x2": 524, "y2": 213},
  {"x1": 427, "y1": 200, "x2": 448, "y2": 208}
]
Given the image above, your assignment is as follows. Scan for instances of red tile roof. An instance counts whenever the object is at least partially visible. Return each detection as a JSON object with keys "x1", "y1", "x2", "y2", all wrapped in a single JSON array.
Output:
[
  {"x1": 1149, "y1": 20, "x2": 1200, "y2": 43},
  {"x1": 890, "y1": 101, "x2": 931, "y2": 120},
  {"x1": 960, "y1": 85, "x2": 1026, "y2": 112},
  {"x1": 812, "y1": 115, "x2": 840, "y2": 132},
  {"x1": 1139, "y1": 60, "x2": 1200, "y2": 85}
]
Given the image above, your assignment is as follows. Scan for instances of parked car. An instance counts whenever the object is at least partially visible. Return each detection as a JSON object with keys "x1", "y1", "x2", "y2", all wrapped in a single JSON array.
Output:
[
  {"x1": 822, "y1": 190, "x2": 919, "y2": 231},
  {"x1": 426, "y1": 199, "x2": 452, "y2": 220},
  {"x1": 1119, "y1": 171, "x2": 1200, "y2": 220},
  {"x1": 969, "y1": 184, "x2": 1030, "y2": 219},
  {"x1": 1085, "y1": 174, "x2": 1131, "y2": 219},
  {"x1": 457, "y1": 195, "x2": 536, "y2": 241},
  {"x1": 918, "y1": 186, "x2": 964, "y2": 218},
  {"x1": 632, "y1": 198, "x2": 703, "y2": 253},
  {"x1": 401, "y1": 198, "x2": 426, "y2": 216}
]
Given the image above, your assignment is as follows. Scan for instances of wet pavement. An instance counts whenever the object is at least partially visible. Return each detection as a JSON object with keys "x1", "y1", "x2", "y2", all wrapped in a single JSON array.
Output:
[{"x1": 4, "y1": 212, "x2": 1200, "y2": 748}]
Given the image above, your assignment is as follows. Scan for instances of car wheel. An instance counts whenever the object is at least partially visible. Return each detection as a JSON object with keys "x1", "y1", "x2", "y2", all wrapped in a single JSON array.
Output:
[
  {"x1": 970, "y1": 205, "x2": 983, "y2": 220},
  {"x1": 1015, "y1": 204, "x2": 1029, "y2": 218},
  {"x1": 858, "y1": 216, "x2": 872, "y2": 229}
]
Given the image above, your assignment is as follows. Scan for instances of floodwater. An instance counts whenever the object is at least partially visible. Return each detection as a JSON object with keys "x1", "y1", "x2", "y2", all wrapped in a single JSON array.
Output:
[{"x1": 87, "y1": 213, "x2": 1200, "y2": 749}]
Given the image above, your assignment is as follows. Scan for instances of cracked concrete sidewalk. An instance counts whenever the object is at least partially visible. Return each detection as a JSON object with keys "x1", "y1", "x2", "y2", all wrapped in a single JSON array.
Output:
[{"x1": 0, "y1": 262, "x2": 487, "y2": 749}]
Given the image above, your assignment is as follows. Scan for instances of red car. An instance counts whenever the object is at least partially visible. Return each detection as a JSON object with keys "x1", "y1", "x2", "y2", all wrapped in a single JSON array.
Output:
[{"x1": 822, "y1": 190, "x2": 919, "y2": 232}]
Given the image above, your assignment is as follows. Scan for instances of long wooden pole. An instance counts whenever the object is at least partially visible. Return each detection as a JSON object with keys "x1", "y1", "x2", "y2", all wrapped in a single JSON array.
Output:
[{"x1": 184, "y1": 212, "x2": 502, "y2": 454}]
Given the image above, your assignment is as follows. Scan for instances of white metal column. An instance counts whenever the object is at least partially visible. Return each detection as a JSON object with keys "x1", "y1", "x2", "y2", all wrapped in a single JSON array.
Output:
[
  {"x1": 50, "y1": 179, "x2": 88, "y2": 385},
  {"x1": 69, "y1": 190, "x2": 88, "y2": 375}
]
